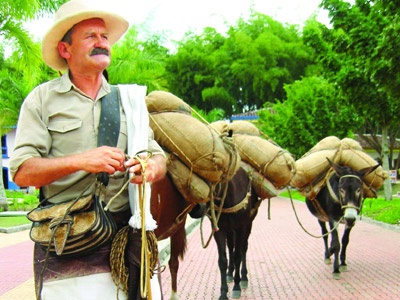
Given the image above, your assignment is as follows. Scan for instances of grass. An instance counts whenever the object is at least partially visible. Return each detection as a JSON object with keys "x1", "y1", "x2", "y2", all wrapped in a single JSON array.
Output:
[
  {"x1": 0, "y1": 190, "x2": 39, "y2": 228},
  {"x1": 4, "y1": 189, "x2": 39, "y2": 211},
  {"x1": 0, "y1": 215, "x2": 30, "y2": 227},
  {"x1": 280, "y1": 185, "x2": 400, "y2": 225}
]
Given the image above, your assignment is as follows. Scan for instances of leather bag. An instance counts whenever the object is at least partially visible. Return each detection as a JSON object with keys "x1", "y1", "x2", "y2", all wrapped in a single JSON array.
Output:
[{"x1": 27, "y1": 194, "x2": 117, "y2": 256}]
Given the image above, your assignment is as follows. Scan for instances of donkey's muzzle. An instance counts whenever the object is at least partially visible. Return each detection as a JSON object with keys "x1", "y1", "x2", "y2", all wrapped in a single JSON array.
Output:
[{"x1": 344, "y1": 207, "x2": 358, "y2": 226}]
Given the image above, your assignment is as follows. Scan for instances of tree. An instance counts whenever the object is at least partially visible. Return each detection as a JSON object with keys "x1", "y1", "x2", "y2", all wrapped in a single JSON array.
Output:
[
  {"x1": 0, "y1": 0, "x2": 65, "y2": 210},
  {"x1": 107, "y1": 28, "x2": 170, "y2": 91},
  {"x1": 258, "y1": 76, "x2": 361, "y2": 159},
  {"x1": 306, "y1": 0, "x2": 400, "y2": 199},
  {"x1": 165, "y1": 13, "x2": 315, "y2": 116}
]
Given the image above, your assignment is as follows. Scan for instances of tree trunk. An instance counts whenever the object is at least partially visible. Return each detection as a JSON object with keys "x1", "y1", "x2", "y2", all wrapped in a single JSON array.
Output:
[
  {"x1": 381, "y1": 126, "x2": 392, "y2": 201},
  {"x1": 0, "y1": 138, "x2": 8, "y2": 211}
]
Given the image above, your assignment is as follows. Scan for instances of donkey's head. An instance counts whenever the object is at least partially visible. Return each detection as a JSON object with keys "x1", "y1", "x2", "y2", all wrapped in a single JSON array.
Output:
[{"x1": 328, "y1": 158, "x2": 380, "y2": 226}]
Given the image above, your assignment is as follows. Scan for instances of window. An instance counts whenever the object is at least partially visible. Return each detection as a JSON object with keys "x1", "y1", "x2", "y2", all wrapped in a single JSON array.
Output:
[{"x1": 1, "y1": 135, "x2": 7, "y2": 158}]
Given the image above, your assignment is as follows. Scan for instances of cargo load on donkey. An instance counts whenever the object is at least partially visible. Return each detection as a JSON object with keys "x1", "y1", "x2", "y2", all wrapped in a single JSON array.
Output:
[
  {"x1": 211, "y1": 120, "x2": 296, "y2": 199},
  {"x1": 145, "y1": 91, "x2": 241, "y2": 204},
  {"x1": 290, "y1": 136, "x2": 388, "y2": 199}
]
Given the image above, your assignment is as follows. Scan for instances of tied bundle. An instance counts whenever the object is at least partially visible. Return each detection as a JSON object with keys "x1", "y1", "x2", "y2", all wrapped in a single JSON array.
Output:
[
  {"x1": 290, "y1": 136, "x2": 388, "y2": 199},
  {"x1": 146, "y1": 91, "x2": 241, "y2": 203},
  {"x1": 211, "y1": 120, "x2": 295, "y2": 199}
]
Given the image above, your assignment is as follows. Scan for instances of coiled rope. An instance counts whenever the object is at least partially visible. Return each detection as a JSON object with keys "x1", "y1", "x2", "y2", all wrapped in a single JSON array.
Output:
[{"x1": 110, "y1": 152, "x2": 159, "y2": 299}]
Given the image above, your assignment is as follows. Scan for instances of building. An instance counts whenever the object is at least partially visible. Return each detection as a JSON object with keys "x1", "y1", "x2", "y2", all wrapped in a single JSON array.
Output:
[{"x1": 2, "y1": 127, "x2": 19, "y2": 190}]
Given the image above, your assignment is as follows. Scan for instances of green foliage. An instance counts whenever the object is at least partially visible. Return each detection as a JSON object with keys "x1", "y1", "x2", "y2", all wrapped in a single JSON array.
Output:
[
  {"x1": 0, "y1": 0, "x2": 63, "y2": 133},
  {"x1": 258, "y1": 76, "x2": 361, "y2": 158},
  {"x1": 305, "y1": 1, "x2": 400, "y2": 160},
  {"x1": 166, "y1": 13, "x2": 315, "y2": 115},
  {"x1": 108, "y1": 28, "x2": 170, "y2": 91},
  {"x1": 192, "y1": 107, "x2": 225, "y2": 124},
  {"x1": 2, "y1": 189, "x2": 39, "y2": 212}
]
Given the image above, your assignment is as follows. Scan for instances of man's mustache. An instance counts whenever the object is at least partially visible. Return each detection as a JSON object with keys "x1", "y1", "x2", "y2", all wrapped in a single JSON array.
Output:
[{"x1": 90, "y1": 48, "x2": 109, "y2": 56}]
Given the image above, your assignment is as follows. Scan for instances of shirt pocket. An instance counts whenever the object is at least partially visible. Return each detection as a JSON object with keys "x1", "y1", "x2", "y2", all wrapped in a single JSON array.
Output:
[{"x1": 48, "y1": 119, "x2": 83, "y2": 156}]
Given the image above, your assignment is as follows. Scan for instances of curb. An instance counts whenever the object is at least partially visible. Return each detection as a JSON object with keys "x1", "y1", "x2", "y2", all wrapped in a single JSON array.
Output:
[
  {"x1": 0, "y1": 211, "x2": 28, "y2": 216},
  {"x1": 0, "y1": 224, "x2": 31, "y2": 234},
  {"x1": 360, "y1": 216, "x2": 400, "y2": 232},
  {"x1": 0, "y1": 211, "x2": 31, "y2": 234}
]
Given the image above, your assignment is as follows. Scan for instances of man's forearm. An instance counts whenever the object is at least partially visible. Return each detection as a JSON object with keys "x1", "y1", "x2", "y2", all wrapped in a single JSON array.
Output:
[{"x1": 13, "y1": 156, "x2": 81, "y2": 187}]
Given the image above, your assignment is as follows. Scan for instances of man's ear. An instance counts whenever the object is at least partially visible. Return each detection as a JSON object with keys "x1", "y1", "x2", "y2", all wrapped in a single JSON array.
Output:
[{"x1": 57, "y1": 41, "x2": 71, "y2": 60}]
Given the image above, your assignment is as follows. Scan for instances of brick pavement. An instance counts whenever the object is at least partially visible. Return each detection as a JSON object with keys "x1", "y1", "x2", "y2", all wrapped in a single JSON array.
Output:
[
  {"x1": 1, "y1": 196, "x2": 399, "y2": 299},
  {"x1": 160, "y1": 197, "x2": 400, "y2": 300}
]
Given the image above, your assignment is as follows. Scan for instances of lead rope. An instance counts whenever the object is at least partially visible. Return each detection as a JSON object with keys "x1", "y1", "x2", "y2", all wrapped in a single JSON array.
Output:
[
  {"x1": 136, "y1": 153, "x2": 152, "y2": 299},
  {"x1": 287, "y1": 187, "x2": 343, "y2": 238},
  {"x1": 109, "y1": 152, "x2": 158, "y2": 300}
]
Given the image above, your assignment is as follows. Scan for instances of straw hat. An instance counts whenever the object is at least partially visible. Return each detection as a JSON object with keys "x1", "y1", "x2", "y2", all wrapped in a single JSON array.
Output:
[{"x1": 42, "y1": 0, "x2": 129, "y2": 71}]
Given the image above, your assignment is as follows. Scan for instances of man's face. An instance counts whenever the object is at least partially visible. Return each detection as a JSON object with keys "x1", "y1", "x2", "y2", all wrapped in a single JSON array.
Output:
[{"x1": 60, "y1": 18, "x2": 111, "y2": 73}]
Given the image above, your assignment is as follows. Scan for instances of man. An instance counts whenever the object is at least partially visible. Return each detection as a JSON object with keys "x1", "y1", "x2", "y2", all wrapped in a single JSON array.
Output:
[{"x1": 10, "y1": 0, "x2": 166, "y2": 299}]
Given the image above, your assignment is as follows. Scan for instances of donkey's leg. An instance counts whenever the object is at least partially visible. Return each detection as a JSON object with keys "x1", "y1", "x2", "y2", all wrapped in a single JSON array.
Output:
[
  {"x1": 328, "y1": 220, "x2": 341, "y2": 279},
  {"x1": 339, "y1": 225, "x2": 353, "y2": 272},
  {"x1": 239, "y1": 224, "x2": 253, "y2": 290},
  {"x1": 226, "y1": 232, "x2": 235, "y2": 283},
  {"x1": 214, "y1": 230, "x2": 229, "y2": 300},
  {"x1": 168, "y1": 226, "x2": 186, "y2": 300},
  {"x1": 318, "y1": 220, "x2": 331, "y2": 264},
  {"x1": 231, "y1": 229, "x2": 244, "y2": 299}
]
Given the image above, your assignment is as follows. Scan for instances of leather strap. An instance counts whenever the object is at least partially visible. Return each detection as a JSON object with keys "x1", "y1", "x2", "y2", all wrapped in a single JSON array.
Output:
[
  {"x1": 98, "y1": 85, "x2": 121, "y2": 147},
  {"x1": 97, "y1": 86, "x2": 121, "y2": 186}
]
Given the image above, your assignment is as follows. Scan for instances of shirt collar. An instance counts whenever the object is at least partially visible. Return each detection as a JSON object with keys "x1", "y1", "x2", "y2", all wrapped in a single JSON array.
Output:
[{"x1": 57, "y1": 70, "x2": 111, "y2": 100}]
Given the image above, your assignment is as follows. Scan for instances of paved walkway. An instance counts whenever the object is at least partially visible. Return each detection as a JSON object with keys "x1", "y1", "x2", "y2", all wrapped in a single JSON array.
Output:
[
  {"x1": 1, "y1": 197, "x2": 399, "y2": 299},
  {"x1": 160, "y1": 197, "x2": 400, "y2": 299}
]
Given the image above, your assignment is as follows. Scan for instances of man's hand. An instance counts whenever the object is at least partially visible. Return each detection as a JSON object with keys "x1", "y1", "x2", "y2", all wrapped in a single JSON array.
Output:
[
  {"x1": 79, "y1": 146, "x2": 126, "y2": 174},
  {"x1": 125, "y1": 154, "x2": 167, "y2": 184}
]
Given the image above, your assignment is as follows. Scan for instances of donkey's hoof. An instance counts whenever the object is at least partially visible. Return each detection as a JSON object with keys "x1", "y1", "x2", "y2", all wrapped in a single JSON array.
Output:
[
  {"x1": 226, "y1": 275, "x2": 233, "y2": 283},
  {"x1": 240, "y1": 280, "x2": 248, "y2": 289},
  {"x1": 340, "y1": 265, "x2": 348, "y2": 272},
  {"x1": 231, "y1": 290, "x2": 241, "y2": 299},
  {"x1": 324, "y1": 258, "x2": 332, "y2": 265},
  {"x1": 333, "y1": 272, "x2": 341, "y2": 280}
]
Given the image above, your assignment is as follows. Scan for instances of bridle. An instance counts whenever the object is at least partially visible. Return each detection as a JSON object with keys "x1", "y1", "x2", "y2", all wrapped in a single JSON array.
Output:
[{"x1": 326, "y1": 173, "x2": 364, "y2": 212}]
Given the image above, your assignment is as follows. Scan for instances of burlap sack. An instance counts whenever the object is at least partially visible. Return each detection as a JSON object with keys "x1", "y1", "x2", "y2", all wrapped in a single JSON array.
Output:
[
  {"x1": 340, "y1": 148, "x2": 386, "y2": 190},
  {"x1": 166, "y1": 153, "x2": 211, "y2": 203},
  {"x1": 150, "y1": 112, "x2": 239, "y2": 183},
  {"x1": 233, "y1": 134, "x2": 295, "y2": 188},
  {"x1": 145, "y1": 90, "x2": 192, "y2": 114},
  {"x1": 297, "y1": 176, "x2": 327, "y2": 199},
  {"x1": 307, "y1": 136, "x2": 342, "y2": 153},
  {"x1": 341, "y1": 137, "x2": 363, "y2": 150},
  {"x1": 291, "y1": 136, "x2": 387, "y2": 198},
  {"x1": 229, "y1": 121, "x2": 261, "y2": 136},
  {"x1": 210, "y1": 120, "x2": 229, "y2": 135},
  {"x1": 241, "y1": 162, "x2": 278, "y2": 199},
  {"x1": 290, "y1": 149, "x2": 339, "y2": 189}
]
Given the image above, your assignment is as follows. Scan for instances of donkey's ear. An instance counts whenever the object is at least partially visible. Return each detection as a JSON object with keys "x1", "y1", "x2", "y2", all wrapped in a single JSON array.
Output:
[
  {"x1": 327, "y1": 157, "x2": 347, "y2": 176},
  {"x1": 359, "y1": 164, "x2": 380, "y2": 178}
]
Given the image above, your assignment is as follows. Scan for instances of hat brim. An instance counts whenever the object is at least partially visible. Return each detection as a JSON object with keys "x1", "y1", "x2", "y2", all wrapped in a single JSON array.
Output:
[{"x1": 42, "y1": 11, "x2": 128, "y2": 71}]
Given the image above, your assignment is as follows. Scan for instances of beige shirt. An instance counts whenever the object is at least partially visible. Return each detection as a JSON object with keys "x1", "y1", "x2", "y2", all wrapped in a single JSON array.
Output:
[{"x1": 10, "y1": 72, "x2": 164, "y2": 212}]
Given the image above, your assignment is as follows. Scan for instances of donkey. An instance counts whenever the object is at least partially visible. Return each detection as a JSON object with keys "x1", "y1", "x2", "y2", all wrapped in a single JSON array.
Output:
[
  {"x1": 205, "y1": 166, "x2": 261, "y2": 299},
  {"x1": 305, "y1": 158, "x2": 379, "y2": 279}
]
